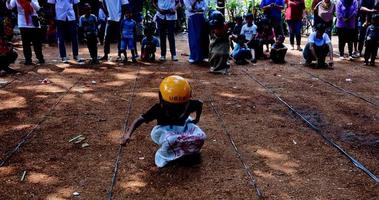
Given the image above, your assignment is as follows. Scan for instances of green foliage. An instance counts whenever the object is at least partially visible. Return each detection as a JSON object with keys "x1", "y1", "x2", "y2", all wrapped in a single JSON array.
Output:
[{"x1": 305, "y1": 0, "x2": 313, "y2": 12}]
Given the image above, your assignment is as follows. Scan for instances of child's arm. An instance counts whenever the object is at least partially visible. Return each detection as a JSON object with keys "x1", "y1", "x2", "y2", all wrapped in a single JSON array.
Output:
[
  {"x1": 121, "y1": 116, "x2": 147, "y2": 145},
  {"x1": 191, "y1": 101, "x2": 203, "y2": 124}
]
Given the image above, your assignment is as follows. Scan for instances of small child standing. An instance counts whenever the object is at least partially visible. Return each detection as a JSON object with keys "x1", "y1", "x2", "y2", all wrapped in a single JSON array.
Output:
[
  {"x1": 364, "y1": 14, "x2": 379, "y2": 66},
  {"x1": 231, "y1": 34, "x2": 252, "y2": 65},
  {"x1": 120, "y1": 9, "x2": 137, "y2": 63},
  {"x1": 79, "y1": 3, "x2": 99, "y2": 64},
  {"x1": 121, "y1": 76, "x2": 206, "y2": 167},
  {"x1": 240, "y1": 13, "x2": 257, "y2": 62},
  {"x1": 141, "y1": 22, "x2": 160, "y2": 61},
  {"x1": 270, "y1": 35, "x2": 288, "y2": 64},
  {"x1": 209, "y1": 10, "x2": 230, "y2": 74}
]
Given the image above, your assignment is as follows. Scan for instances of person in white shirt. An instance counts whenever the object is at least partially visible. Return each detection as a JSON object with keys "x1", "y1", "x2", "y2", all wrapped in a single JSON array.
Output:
[
  {"x1": 153, "y1": 0, "x2": 181, "y2": 61},
  {"x1": 6, "y1": 0, "x2": 44, "y2": 65},
  {"x1": 240, "y1": 13, "x2": 257, "y2": 62},
  {"x1": 47, "y1": 0, "x2": 80, "y2": 63},
  {"x1": 100, "y1": 0, "x2": 129, "y2": 61},
  {"x1": 184, "y1": 0, "x2": 209, "y2": 64}
]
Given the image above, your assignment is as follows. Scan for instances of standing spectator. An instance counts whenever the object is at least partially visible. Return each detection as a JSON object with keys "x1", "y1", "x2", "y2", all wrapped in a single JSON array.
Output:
[
  {"x1": 184, "y1": 0, "x2": 209, "y2": 64},
  {"x1": 260, "y1": 0, "x2": 285, "y2": 38},
  {"x1": 312, "y1": 0, "x2": 322, "y2": 25},
  {"x1": 313, "y1": 0, "x2": 336, "y2": 38},
  {"x1": 98, "y1": 1, "x2": 107, "y2": 45},
  {"x1": 119, "y1": 8, "x2": 137, "y2": 63},
  {"x1": 79, "y1": 3, "x2": 99, "y2": 64},
  {"x1": 48, "y1": 0, "x2": 81, "y2": 63},
  {"x1": 129, "y1": 0, "x2": 144, "y2": 57},
  {"x1": 364, "y1": 14, "x2": 379, "y2": 66},
  {"x1": 6, "y1": 0, "x2": 45, "y2": 65},
  {"x1": 358, "y1": 0, "x2": 379, "y2": 57},
  {"x1": 285, "y1": 0, "x2": 305, "y2": 51},
  {"x1": 336, "y1": 0, "x2": 358, "y2": 60},
  {"x1": 100, "y1": 0, "x2": 129, "y2": 61},
  {"x1": 153, "y1": 0, "x2": 181, "y2": 61}
]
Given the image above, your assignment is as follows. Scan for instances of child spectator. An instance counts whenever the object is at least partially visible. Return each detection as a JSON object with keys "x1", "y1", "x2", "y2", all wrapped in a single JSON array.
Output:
[
  {"x1": 252, "y1": 17, "x2": 275, "y2": 59},
  {"x1": 364, "y1": 14, "x2": 379, "y2": 66},
  {"x1": 120, "y1": 9, "x2": 137, "y2": 63},
  {"x1": 231, "y1": 34, "x2": 253, "y2": 65},
  {"x1": 79, "y1": 3, "x2": 99, "y2": 64},
  {"x1": 0, "y1": 14, "x2": 18, "y2": 75},
  {"x1": 121, "y1": 75, "x2": 206, "y2": 167},
  {"x1": 303, "y1": 24, "x2": 334, "y2": 68},
  {"x1": 270, "y1": 35, "x2": 288, "y2": 64},
  {"x1": 209, "y1": 10, "x2": 230, "y2": 74},
  {"x1": 141, "y1": 22, "x2": 160, "y2": 61},
  {"x1": 230, "y1": 15, "x2": 244, "y2": 49},
  {"x1": 240, "y1": 14, "x2": 257, "y2": 46},
  {"x1": 97, "y1": 1, "x2": 107, "y2": 45}
]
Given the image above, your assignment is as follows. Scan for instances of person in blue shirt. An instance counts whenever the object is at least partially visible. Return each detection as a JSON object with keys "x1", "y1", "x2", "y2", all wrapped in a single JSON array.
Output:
[
  {"x1": 260, "y1": 0, "x2": 285, "y2": 38},
  {"x1": 141, "y1": 22, "x2": 160, "y2": 61},
  {"x1": 120, "y1": 8, "x2": 137, "y2": 63},
  {"x1": 231, "y1": 34, "x2": 252, "y2": 65},
  {"x1": 364, "y1": 14, "x2": 379, "y2": 66},
  {"x1": 303, "y1": 24, "x2": 334, "y2": 68},
  {"x1": 79, "y1": 3, "x2": 99, "y2": 64}
]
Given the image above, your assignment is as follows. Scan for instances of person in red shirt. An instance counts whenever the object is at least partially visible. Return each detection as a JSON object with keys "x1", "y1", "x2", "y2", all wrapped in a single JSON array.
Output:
[{"x1": 285, "y1": 0, "x2": 305, "y2": 51}]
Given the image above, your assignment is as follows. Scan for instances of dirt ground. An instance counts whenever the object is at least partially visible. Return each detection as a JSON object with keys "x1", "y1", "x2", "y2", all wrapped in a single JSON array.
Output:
[{"x1": 1, "y1": 34, "x2": 379, "y2": 200}]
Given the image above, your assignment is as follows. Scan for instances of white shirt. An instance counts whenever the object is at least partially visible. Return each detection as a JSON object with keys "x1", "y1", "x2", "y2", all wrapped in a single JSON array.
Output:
[
  {"x1": 156, "y1": 0, "x2": 177, "y2": 21},
  {"x1": 6, "y1": 0, "x2": 40, "y2": 28},
  {"x1": 184, "y1": 0, "x2": 208, "y2": 18},
  {"x1": 48, "y1": 0, "x2": 79, "y2": 21},
  {"x1": 104, "y1": 0, "x2": 129, "y2": 22},
  {"x1": 240, "y1": 23, "x2": 257, "y2": 41},
  {"x1": 308, "y1": 32, "x2": 331, "y2": 46}
]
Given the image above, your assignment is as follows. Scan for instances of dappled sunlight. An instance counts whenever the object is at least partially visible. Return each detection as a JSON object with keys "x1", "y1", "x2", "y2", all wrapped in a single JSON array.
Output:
[
  {"x1": 62, "y1": 68, "x2": 96, "y2": 75},
  {"x1": 120, "y1": 171, "x2": 147, "y2": 193},
  {"x1": 45, "y1": 186, "x2": 75, "y2": 200},
  {"x1": 104, "y1": 80, "x2": 127, "y2": 87},
  {"x1": 137, "y1": 91, "x2": 157, "y2": 98},
  {"x1": 114, "y1": 73, "x2": 137, "y2": 80},
  {"x1": 218, "y1": 92, "x2": 250, "y2": 99},
  {"x1": 72, "y1": 86, "x2": 92, "y2": 94},
  {"x1": 253, "y1": 170, "x2": 275, "y2": 179},
  {"x1": 256, "y1": 149, "x2": 299, "y2": 175},
  {"x1": 107, "y1": 129, "x2": 123, "y2": 144},
  {"x1": 17, "y1": 85, "x2": 66, "y2": 93},
  {"x1": 139, "y1": 69, "x2": 155, "y2": 75},
  {"x1": 28, "y1": 172, "x2": 59, "y2": 185},
  {"x1": 80, "y1": 93, "x2": 105, "y2": 104},
  {"x1": 7, "y1": 124, "x2": 33, "y2": 131},
  {"x1": 0, "y1": 95, "x2": 26, "y2": 110},
  {"x1": 0, "y1": 166, "x2": 16, "y2": 176}
]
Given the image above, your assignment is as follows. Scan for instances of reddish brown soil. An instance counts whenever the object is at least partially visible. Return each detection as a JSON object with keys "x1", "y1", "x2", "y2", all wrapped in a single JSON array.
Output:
[{"x1": 1, "y1": 35, "x2": 378, "y2": 199}]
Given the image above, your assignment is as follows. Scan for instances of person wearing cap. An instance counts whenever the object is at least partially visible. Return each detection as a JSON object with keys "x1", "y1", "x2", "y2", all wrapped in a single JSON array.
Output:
[
  {"x1": 121, "y1": 75, "x2": 206, "y2": 167},
  {"x1": 303, "y1": 23, "x2": 334, "y2": 68}
]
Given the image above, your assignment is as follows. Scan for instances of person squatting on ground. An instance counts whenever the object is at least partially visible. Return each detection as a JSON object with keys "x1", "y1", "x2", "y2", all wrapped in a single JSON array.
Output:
[
  {"x1": 285, "y1": 0, "x2": 305, "y2": 51},
  {"x1": 100, "y1": 0, "x2": 129, "y2": 61},
  {"x1": 141, "y1": 22, "x2": 160, "y2": 61},
  {"x1": 153, "y1": 0, "x2": 180, "y2": 61},
  {"x1": 313, "y1": 0, "x2": 335, "y2": 38},
  {"x1": 48, "y1": 0, "x2": 81, "y2": 63},
  {"x1": 6, "y1": 0, "x2": 44, "y2": 65},
  {"x1": 364, "y1": 14, "x2": 379, "y2": 66},
  {"x1": 79, "y1": 3, "x2": 99, "y2": 65},
  {"x1": 303, "y1": 24, "x2": 334, "y2": 68},
  {"x1": 121, "y1": 75, "x2": 206, "y2": 168},
  {"x1": 260, "y1": 0, "x2": 285, "y2": 38},
  {"x1": 229, "y1": 15, "x2": 243, "y2": 50},
  {"x1": 270, "y1": 35, "x2": 287, "y2": 64},
  {"x1": 120, "y1": 8, "x2": 137, "y2": 63},
  {"x1": 0, "y1": 15, "x2": 17, "y2": 75},
  {"x1": 252, "y1": 17, "x2": 276, "y2": 59},
  {"x1": 336, "y1": 0, "x2": 358, "y2": 61},
  {"x1": 240, "y1": 13, "x2": 257, "y2": 63},
  {"x1": 231, "y1": 34, "x2": 253, "y2": 65},
  {"x1": 184, "y1": 0, "x2": 209, "y2": 64},
  {"x1": 209, "y1": 10, "x2": 230, "y2": 74}
]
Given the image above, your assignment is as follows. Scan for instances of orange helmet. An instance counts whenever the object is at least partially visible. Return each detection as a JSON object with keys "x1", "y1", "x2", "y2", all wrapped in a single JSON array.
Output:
[{"x1": 159, "y1": 75, "x2": 192, "y2": 103}]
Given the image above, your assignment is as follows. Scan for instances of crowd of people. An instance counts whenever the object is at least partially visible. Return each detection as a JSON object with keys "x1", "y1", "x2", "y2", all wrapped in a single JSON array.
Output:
[{"x1": 0, "y1": 0, "x2": 378, "y2": 76}]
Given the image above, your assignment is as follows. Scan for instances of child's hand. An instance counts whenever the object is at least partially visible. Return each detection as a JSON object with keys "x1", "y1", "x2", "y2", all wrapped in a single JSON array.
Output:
[{"x1": 120, "y1": 132, "x2": 131, "y2": 146}]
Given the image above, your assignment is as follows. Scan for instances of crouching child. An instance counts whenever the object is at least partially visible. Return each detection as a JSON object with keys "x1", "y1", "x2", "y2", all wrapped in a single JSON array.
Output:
[
  {"x1": 141, "y1": 22, "x2": 160, "y2": 61},
  {"x1": 121, "y1": 76, "x2": 206, "y2": 167},
  {"x1": 0, "y1": 15, "x2": 17, "y2": 75},
  {"x1": 270, "y1": 35, "x2": 287, "y2": 64},
  {"x1": 209, "y1": 11, "x2": 230, "y2": 74},
  {"x1": 231, "y1": 34, "x2": 252, "y2": 65}
]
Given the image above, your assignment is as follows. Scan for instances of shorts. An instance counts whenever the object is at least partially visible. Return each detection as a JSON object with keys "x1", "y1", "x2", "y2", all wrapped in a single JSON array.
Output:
[{"x1": 120, "y1": 38, "x2": 135, "y2": 51}]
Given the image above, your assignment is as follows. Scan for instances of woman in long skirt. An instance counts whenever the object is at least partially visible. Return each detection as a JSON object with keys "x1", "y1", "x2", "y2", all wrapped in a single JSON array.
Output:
[{"x1": 184, "y1": 0, "x2": 209, "y2": 64}]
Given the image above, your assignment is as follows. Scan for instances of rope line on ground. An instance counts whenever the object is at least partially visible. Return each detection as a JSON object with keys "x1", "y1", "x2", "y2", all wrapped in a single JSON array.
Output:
[
  {"x1": 289, "y1": 63, "x2": 379, "y2": 109},
  {"x1": 190, "y1": 69, "x2": 264, "y2": 199},
  {"x1": 0, "y1": 77, "x2": 82, "y2": 167},
  {"x1": 0, "y1": 76, "x2": 18, "y2": 89},
  {"x1": 242, "y1": 69, "x2": 379, "y2": 184},
  {"x1": 107, "y1": 67, "x2": 140, "y2": 200}
]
